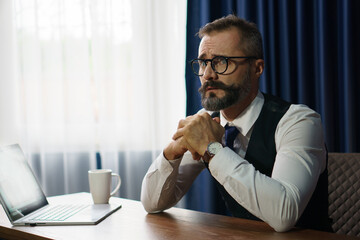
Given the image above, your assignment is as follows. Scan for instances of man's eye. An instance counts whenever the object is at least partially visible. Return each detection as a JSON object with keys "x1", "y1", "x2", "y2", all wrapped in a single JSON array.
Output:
[
  {"x1": 213, "y1": 57, "x2": 226, "y2": 66},
  {"x1": 199, "y1": 61, "x2": 206, "y2": 67}
]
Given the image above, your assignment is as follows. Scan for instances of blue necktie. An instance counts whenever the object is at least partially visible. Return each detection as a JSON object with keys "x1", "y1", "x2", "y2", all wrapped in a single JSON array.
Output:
[{"x1": 224, "y1": 125, "x2": 239, "y2": 151}]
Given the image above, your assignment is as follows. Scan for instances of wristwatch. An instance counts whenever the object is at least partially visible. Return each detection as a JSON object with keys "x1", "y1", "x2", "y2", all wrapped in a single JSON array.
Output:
[{"x1": 203, "y1": 142, "x2": 223, "y2": 163}]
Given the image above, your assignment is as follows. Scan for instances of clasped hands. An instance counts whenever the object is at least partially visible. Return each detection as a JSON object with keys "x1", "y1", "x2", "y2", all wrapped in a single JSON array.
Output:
[{"x1": 164, "y1": 112, "x2": 225, "y2": 161}]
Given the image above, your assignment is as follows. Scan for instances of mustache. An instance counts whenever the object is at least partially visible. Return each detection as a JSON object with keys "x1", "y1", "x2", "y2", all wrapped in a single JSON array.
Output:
[{"x1": 198, "y1": 81, "x2": 233, "y2": 94}]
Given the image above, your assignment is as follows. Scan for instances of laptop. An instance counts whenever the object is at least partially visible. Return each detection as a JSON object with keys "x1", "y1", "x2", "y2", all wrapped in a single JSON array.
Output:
[{"x1": 0, "y1": 144, "x2": 122, "y2": 226}]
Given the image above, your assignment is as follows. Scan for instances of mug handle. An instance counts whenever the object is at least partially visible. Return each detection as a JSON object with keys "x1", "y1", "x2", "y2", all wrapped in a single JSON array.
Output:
[{"x1": 110, "y1": 173, "x2": 121, "y2": 196}]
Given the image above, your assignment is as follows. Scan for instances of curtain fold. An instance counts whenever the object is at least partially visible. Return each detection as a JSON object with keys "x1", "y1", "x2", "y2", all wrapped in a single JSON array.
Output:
[{"x1": 185, "y1": 0, "x2": 360, "y2": 214}]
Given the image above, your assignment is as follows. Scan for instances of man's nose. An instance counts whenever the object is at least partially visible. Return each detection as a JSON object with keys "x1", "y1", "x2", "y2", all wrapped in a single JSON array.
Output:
[{"x1": 202, "y1": 62, "x2": 217, "y2": 80}]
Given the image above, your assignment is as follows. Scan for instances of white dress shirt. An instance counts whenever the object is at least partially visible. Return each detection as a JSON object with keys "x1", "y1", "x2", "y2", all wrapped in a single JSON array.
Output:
[{"x1": 141, "y1": 91, "x2": 327, "y2": 232}]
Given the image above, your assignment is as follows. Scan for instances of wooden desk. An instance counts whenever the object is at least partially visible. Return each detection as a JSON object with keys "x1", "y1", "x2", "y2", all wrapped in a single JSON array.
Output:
[{"x1": 0, "y1": 193, "x2": 358, "y2": 240}]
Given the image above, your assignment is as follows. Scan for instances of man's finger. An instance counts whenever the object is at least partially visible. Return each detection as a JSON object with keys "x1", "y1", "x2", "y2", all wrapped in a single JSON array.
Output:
[{"x1": 172, "y1": 128, "x2": 185, "y2": 140}]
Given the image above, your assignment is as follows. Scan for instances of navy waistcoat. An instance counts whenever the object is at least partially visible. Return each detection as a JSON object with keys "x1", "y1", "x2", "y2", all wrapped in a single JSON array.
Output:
[{"x1": 211, "y1": 93, "x2": 332, "y2": 232}]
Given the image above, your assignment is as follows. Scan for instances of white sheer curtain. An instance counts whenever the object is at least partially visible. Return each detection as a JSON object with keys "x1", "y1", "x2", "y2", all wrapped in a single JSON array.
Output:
[{"x1": 0, "y1": 0, "x2": 186, "y2": 201}]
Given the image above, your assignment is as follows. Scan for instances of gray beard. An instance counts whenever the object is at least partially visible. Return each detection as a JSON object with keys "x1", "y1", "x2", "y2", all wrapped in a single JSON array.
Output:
[{"x1": 200, "y1": 69, "x2": 252, "y2": 111}]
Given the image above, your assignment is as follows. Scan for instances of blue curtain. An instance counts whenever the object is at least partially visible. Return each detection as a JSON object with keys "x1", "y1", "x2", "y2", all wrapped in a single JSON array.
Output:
[{"x1": 185, "y1": 0, "x2": 360, "y2": 214}]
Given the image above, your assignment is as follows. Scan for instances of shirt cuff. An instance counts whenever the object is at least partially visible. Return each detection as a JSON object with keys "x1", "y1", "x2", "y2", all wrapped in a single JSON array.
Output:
[{"x1": 160, "y1": 151, "x2": 182, "y2": 169}]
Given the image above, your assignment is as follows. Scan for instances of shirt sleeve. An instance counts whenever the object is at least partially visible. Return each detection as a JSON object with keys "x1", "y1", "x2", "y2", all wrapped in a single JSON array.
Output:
[
  {"x1": 141, "y1": 151, "x2": 205, "y2": 213},
  {"x1": 208, "y1": 105, "x2": 326, "y2": 232}
]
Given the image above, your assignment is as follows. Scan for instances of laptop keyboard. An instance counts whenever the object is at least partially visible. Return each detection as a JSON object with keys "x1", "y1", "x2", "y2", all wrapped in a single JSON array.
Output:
[{"x1": 30, "y1": 204, "x2": 89, "y2": 221}]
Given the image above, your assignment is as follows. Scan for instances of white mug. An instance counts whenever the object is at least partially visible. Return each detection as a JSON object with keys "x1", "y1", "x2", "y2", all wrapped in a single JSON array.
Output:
[{"x1": 88, "y1": 169, "x2": 121, "y2": 204}]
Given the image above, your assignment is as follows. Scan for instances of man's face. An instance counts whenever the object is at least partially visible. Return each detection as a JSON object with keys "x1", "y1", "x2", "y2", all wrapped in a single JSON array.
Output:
[{"x1": 197, "y1": 28, "x2": 256, "y2": 111}]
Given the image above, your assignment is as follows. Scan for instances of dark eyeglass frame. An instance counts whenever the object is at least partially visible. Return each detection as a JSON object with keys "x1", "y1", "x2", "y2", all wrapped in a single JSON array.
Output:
[{"x1": 190, "y1": 56, "x2": 256, "y2": 76}]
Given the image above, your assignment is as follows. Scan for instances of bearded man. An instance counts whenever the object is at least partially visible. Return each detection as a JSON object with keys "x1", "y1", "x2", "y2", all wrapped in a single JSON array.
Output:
[{"x1": 140, "y1": 15, "x2": 332, "y2": 233}]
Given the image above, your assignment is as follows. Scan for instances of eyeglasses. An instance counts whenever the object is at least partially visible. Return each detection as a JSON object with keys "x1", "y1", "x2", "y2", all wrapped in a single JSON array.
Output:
[{"x1": 190, "y1": 56, "x2": 256, "y2": 76}]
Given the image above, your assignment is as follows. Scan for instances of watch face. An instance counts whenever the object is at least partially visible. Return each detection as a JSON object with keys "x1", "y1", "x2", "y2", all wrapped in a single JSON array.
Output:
[{"x1": 208, "y1": 142, "x2": 223, "y2": 155}]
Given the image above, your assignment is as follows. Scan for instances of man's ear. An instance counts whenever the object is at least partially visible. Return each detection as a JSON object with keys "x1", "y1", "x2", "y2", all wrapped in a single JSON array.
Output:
[{"x1": 254, "y1": 59, "x2": 264, "y2": 78}]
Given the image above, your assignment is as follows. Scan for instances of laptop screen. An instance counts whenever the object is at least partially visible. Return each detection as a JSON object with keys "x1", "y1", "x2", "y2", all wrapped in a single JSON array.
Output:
[{"x1": 0, "y1": 144, "x2": 48, "y2": 221}]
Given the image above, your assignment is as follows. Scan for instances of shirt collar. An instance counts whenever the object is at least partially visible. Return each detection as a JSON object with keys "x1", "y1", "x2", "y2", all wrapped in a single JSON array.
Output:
[{"x1": 220, "y1": 91, "x2": 264, "y2": 137}]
